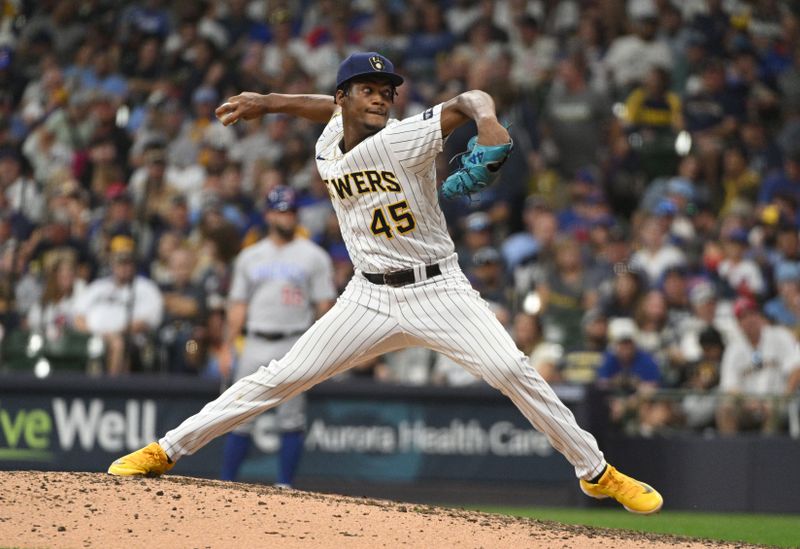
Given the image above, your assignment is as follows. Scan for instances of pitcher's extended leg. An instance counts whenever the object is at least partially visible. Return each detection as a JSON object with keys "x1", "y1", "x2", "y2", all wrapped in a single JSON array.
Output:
[{"x1": 160, "y1": 295, "x2": 403, "y2": 461}]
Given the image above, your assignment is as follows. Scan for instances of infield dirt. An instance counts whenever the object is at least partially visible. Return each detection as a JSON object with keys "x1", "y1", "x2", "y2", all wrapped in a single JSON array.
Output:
[{"x1": 0, "y1": 471, "x2": 766, "y2": 548}]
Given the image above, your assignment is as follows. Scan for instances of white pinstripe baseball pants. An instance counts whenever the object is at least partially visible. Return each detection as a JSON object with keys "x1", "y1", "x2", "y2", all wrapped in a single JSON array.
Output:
[{"x1": 160, "y1": 254, "x2": 606, "y2": 480}]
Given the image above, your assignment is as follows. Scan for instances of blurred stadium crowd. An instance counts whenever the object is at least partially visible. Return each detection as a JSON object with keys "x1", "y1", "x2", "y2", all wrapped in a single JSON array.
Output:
[{"x1": 1, "y1": 0, "x2": 800, "y2": 436}]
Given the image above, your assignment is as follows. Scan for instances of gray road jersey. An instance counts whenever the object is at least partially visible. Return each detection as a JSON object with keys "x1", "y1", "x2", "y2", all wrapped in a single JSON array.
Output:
[{"x1": 228, "y1": 237, "x2": 335, "y2": 333}]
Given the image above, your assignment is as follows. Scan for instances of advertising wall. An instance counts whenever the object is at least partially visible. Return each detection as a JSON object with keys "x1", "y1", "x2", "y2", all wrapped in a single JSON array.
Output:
[{"x1": 0, "y1": 376, "x2": 587, "y2": 486}]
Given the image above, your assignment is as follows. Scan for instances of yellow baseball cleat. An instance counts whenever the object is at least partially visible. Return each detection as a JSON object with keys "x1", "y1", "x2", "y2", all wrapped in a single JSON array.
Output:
[
  {"x1": 108, "y1": 442, "x2": 174, "y2": 477},
  {"x1": 580, "y1": 464, "x2": 663, "y2": 515}
]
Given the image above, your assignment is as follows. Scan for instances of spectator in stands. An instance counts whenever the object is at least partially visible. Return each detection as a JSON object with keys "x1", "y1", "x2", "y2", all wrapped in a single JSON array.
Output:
[
  {"x1": 149, "y1": 230, "x2": 182, "y2": 286},
  {"x1": 529, "y1": 341, "x2": 565, "y2": 385},
  {"x1": 513, "y1": 311, "x2": 544, "y2": 357},
  {"x1": 509, "y1": 15, "x2": 557, "y2": 93},
  {"x1": 739, "y1": 118, "x2": 783, "y2": 178},
  {"x1": 587, "y1": 222, "x2": 632, "y2": 289},
  {"x1": 597, "y1": 317, "x2": 663, "y2": 434},
  {"x1": 758, "y1": 149, "x2": 800, "y2": 208},
  {"x1": 123, "y1": 36, "x2": 165, "y2": 103},
  {"x1": 254, "y1": 11, "x2": 303, "y2": 84},
  {"x1": 25, "y1": 257, "x2": 84, "y2": 339},
  {"x1": 24, "y1": 210, "x2": 94, "y2": 283},
  {"x1": 764, "y1": 262, "x2": 800, "y2": 334},
  {"x1": 49, "y1": 178, "x2": 90, "y2": 238},
  {"x1": 1, "y1": 147, "x2": 43, "y2": 224},
  {"x1": 556, "y1": 169, "x2": 607, "y2": 235},
  {"x1": 457, "y1": 211, "x2": 494, "y2": 272},
  {"x1": 537, "y1": 235, "x2": 597, "y2": 351},
  {"x1": 689, "y1": 0, "x2": 731, "y2": 59},
  {"x1": 21, "y1": 126, "x2": 72, "y2": 190},
  {"x1": 306, "y1": 18, "x2": 359, "y2": 92},
  {"x1": 405, "y1": 4, "x2": 454, "y2": 82},
  {"x1": 559, "y1": 308, "x2": 608, "y2": 385},
  {"x1": 73, "y1": 235, "x2": 163, "y2": 375},
  {"x1": 88, "y1": 92, "x2": 132, "y2": 174},
  {"x1": 91, "y1": 183, "x2": 151, "y2": 266},
  {"x1": 629, "y1": 215, "x2": 686, "y2": 285},
  {"x1": 467, "y1": 246, "x2": 511, "y2": 312},
  {"x1": 42, "y1": 88, "x2": 95, "y2": 156},
  {"x1": 506, "y1": 310, "x2": 559, "y2": 384},
  {"x1": 680, "y1": 326, "x2": 725, "y2": 431},
  {"x1": 717, "y1": 297, "x2": 800, "y2": 434},
  {"x1": 634, "y1": 289, "x2": 675, "y2": 369},
  {"x1": 158, "y1": 247, "x2": 206, "y2": 374},
  {"x1": 604, "y1": 2, "x2": 672, "y2": 97},
  {"x1": 720, "y1": 144, "x2": 761, "y2": 216},
  {"x1": 502, "y1": 198, "x2": 553, "y2": 278},
  {"x1": 541, "y1": 52, "x2": 610, "y2": 177},
  {"x1": 230, "y1": 115, "x2": 288, "y2": 192},
  {"x1": 191, "y1": 214, "x2": 238, "y2": 303},
  {"x1": 683, "y1": 58, "x2": 746, "y2": 185},
  {"x1": 732, "y1": 46, "x2": 780, "y2": 125},
  {"x1": 661, "y1": 266, "x2": 692, "y2": 327},
  {"x1": 158, "y1": 194, "x2": 193, "y2": 241},
  {"x1": 675, "y1": 281, "x2": 737, "y2": 364},
  {"x1": 769, "y1": 221, "x2": 800, "y2": 269},
  {"x1": 215, "y1": 160, "x2": 257, "y2": 235},
  {"x1": 718, "y1": 228, "x2": 766, "y2": 298},
  {"x1": 599, "y1": 267, "x2": 645, "y2": 320},
  {"x1": 622, "y1": 66, "x2": 682, "y2": 135},
  {"x1": 452, "y1": 22, "x2": 500, "y2": 87},
  {"x1": 129, "y1": 143, "x2": 180, "y2": 229},
  {"x1": 78, "y1": 133, "x2": 126, "y2": 204}
]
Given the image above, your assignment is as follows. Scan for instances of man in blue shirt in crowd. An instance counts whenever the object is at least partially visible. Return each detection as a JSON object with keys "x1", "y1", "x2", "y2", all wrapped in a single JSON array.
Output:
[{"x1": 597, "y1": 317, "x2": 661, "y2": 391}]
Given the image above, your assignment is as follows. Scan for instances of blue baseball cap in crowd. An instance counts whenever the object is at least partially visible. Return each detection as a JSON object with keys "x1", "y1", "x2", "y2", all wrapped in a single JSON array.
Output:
[
  {"x1": 266, "y1": 186, "x2": 298, "y2": 212},
  {"x1": 666, "y1": 177, "x2": 695, "y2": 200},
  {"x1": 653, "y1": 199, "x2": 678, "y2": 217},
  {"x1": 726, "y1": 227, "x2": 750, "y2": 244},
  {"x1": 336, "y1": 52, "x2": 404, "y2": 90}
]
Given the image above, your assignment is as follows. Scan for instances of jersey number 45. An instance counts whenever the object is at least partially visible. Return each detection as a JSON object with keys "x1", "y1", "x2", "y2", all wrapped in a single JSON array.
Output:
[{"x1": 370, "y1": 200, "x2": 416, "y2": 239}]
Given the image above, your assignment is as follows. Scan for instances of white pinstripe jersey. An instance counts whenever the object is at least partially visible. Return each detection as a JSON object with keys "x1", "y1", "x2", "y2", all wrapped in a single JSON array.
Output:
[{"x1": 314, "y1": 103, "x2": 454, "y2": 273}]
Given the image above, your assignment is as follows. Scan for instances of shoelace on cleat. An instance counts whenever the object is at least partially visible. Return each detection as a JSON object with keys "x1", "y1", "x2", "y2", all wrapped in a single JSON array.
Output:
[{"x1": 605, "y1": 470, "x2": 644, "y2": 500}]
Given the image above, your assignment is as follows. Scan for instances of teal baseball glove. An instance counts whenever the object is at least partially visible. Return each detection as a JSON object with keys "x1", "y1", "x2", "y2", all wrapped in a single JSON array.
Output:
[{"x1": 440, "y1": 136, "x2": 513, "y2": 199}]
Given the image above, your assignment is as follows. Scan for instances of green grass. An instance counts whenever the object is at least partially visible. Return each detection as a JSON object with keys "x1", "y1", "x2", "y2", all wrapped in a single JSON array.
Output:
[{"x1": 476, "y1": 506, "x2": 800, "y2": 548}]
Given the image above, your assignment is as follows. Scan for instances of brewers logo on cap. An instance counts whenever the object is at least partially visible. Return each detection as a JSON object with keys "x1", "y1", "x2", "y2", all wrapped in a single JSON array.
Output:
[
  {"x1": 369, "y1": 56, "x2": 384, "y2": 71},
  {"x1": 335, "y1": 52, "x2": 404, "y2": 89}
]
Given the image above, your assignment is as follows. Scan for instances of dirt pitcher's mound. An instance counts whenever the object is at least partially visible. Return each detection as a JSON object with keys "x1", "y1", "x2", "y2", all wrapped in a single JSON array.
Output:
[{"x1": 0, "y1": 471, "x2": 754, "y2": 548}]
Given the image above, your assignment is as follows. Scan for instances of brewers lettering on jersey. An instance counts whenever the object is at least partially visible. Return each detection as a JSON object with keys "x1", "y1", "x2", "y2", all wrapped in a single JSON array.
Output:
[{"x1": 108, "y1": 52, "x2": 663, "y2": 515}]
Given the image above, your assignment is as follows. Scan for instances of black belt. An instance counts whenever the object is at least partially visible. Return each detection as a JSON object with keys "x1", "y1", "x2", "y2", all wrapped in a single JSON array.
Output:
[
  {"x1": 249, "y1": 330, "x2": 304, "y2": 341},
  {"x1": 363, "y1": 263, "x2": 442, "y2": 287}
]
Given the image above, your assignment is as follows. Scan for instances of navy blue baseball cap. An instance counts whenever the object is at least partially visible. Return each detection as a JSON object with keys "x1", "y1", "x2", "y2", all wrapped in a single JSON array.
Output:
[
  {"x1": 266, "y1": 186, "x2": 298, "y2": 212},
  {"x1": 335, "y1": 52, "x2": 404, "y2": 90}
]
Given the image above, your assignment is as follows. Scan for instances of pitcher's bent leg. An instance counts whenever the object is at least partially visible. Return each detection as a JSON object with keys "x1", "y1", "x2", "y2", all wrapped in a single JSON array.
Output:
[{"x1": 160, "y1": 297, "x2": 400, "y2": 460}]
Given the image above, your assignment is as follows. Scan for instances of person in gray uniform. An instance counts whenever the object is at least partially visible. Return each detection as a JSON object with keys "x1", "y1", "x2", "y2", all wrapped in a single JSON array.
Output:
[{"x1": 218, "y1": 185, "x2": 336, "y2": 486}]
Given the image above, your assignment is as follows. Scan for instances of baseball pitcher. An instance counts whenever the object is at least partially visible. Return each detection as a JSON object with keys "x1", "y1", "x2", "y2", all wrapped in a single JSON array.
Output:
[{"x1": 109, "y1": 52, "x2": 662, "y2": 514}]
